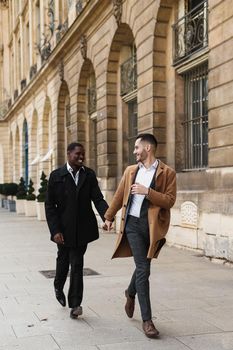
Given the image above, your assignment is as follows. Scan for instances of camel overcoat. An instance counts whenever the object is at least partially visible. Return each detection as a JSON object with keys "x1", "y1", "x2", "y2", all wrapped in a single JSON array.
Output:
[{"x1": 104, "y1": 161, "x2": 176, "y2": 259}]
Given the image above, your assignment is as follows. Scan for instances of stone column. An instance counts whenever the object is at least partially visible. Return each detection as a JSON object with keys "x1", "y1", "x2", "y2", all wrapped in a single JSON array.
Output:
[{"x1": 28, "y1": 0, "x2": 34, "y2": 67}]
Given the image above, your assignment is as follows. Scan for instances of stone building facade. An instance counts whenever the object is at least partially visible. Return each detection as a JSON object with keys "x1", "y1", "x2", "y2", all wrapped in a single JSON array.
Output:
[{"x1": 0, "y1": 0, "x2": 233, "y2": 261}]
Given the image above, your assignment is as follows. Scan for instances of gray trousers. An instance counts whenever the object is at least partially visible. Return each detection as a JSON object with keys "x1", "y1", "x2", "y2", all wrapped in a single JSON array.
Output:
[{"x1": 125, "y1": 215, "x2": 152, "y2": 321}]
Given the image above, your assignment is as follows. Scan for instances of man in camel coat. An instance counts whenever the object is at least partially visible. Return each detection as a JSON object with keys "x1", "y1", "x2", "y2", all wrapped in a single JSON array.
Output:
[{"x1": 103, "y1": 133, "x2": 176, "y2": 338}]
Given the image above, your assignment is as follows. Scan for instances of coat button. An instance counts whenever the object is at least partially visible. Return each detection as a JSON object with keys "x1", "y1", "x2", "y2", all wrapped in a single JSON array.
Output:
[
  {"x1": 123, "y1": 204, "x2": 127, "y2": 207},
  {"x1": 120, "y1": 231, "x2": 123, "y2": 234},
  {"x1": 122, "y1": 218, "x2": 124, "y2": 221}
]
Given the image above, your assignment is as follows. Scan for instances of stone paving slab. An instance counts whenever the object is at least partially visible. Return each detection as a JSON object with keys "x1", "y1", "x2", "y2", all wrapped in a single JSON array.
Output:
[
  {"x1": 0, "y1": 334, "x2": 59, "y2": 350},
  {"x1": 1, "y1": 208, "x2": 233, "y2": 349},
  {"x1": 177, "y1": 332, "x2": 233, "y2": 350},
  {"x1": 51, "y1": 325, "x2": 146, "y2": 348},
  {"x1": 99, "y1": 338, "x2": 191, "y2": 350}
]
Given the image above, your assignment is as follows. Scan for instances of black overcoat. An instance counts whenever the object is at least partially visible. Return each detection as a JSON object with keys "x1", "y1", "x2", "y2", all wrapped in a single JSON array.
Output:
[{"x1": 45, "y1": 165, "x2": 108, "y2": 247}]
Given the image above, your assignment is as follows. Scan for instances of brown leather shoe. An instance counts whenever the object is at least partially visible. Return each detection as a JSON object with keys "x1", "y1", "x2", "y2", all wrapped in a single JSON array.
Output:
[
  {"x1": 142, "y1": 320, "x2": 159, "y2": 338},
  {"x1": 124, "y1": 289, "x2": 135, "y2": 318}
]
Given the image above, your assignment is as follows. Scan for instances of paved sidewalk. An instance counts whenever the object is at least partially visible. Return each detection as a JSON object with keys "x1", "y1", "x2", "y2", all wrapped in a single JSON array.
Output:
[{"x1": 0, "y1": 208, "x2": 233, "y2": 350}]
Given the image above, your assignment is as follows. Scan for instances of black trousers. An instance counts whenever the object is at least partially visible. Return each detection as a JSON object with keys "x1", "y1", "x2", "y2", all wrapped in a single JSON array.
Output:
[
  {"x1": 125, "y1": 215, "x2": 152, "y2": 321},
  {"x1": 54, "y1": 244, "x2": 87, "y2": 308}
]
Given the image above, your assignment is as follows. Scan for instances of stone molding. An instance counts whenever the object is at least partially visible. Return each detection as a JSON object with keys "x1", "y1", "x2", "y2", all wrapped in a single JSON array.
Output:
[
  {"x1": 80, "y1": 34, "x2": 87, "y2": 59},
  {"x1": 113, "y1": 0, "x2": 122, "y2": 26},
  {"x1": 58, "y1": 60, "x2": 64, "y2": 81},
  {"x1": 0, "y1": 0, "x2": 9, "y2": 9}
]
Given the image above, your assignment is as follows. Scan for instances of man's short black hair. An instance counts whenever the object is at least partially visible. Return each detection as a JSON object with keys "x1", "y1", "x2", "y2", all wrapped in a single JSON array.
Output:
[
  {"x1": 67, "y1": 142, "x2": 84, "y2": 152},
  {"x1": 136, "y1": 133, "x2": 158, "y2": 149}
]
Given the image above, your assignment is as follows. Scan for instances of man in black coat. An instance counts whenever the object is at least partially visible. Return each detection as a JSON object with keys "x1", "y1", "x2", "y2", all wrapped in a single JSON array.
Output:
[{"x1": 45, "y1": 142, "x2": 108, "y2": 319}]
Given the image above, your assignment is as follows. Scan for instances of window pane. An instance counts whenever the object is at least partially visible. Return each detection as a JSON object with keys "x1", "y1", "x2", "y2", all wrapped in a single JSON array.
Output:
[
  {"x1": 128, "y1": 100, "x2": 137, "y2": 165},
  {"x1": 183, "y1": 63, "x2": 208, "y2": 169}
]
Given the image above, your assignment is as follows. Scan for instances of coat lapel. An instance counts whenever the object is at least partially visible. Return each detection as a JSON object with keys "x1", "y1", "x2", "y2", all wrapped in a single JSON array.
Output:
[
  {"x1": 127, "y1": 165, "x2": 138, "y2": 197},
  {"x1": 76, "y1": 168, "x2": 87, "y2": 198},
  {"x1": 124, "y1": 166, "x2": 139, "y2": 217},
  {"x1": 155, "y1": 160, "x2": 164, "y2": 179},
  {"x1": 59, "y1": 164, "x2": 69, "y2": 177}
]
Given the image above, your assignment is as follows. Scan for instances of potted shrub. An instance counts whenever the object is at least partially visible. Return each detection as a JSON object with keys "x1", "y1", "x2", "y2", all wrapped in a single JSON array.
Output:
[
  {"x1": 0, "y1": 184, "x2": 5, "y2": 208},
  {"x1": 25, "y1": 178, "x2": 37, "y2": 216},
  {"x1": 16, "y1": 177, "x2": 27, "y2": 214},
  {"x1": 0, "y1": 183, "x2": 8, "y2": 208},
  {"x1": 36, "y1": 171, "x2": 48, "y2": 221},
  {"x1": 4, "y1": 183, "x2": 18, "y2": 212}
]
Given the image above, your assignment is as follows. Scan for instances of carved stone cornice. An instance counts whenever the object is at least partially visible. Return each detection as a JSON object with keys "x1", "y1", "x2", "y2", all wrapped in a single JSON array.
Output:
[
  {"x1": 58, "y1": 60, "x2": 64, "y2": 81},
  {"x1": 80, "y1": 34, "x2": 87, "y2": 59},
  {"x1": 113, "y1": 0, "x2": 122, "y2": 26},
  {"x1": 0, "y1": 0, "x2": 9, "y2": 9}
]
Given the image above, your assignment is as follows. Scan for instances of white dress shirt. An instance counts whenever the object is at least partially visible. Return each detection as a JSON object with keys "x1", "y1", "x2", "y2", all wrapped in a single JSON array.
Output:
[
  {"x1": 129, "y1": 160, "x2": 158, "y2": 218},
  {"x1": 66, "y1": 162, "x2": 84, "y2": 186}
]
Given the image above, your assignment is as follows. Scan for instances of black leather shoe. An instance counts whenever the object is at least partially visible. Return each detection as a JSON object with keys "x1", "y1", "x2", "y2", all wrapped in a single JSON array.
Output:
[
  {"x1": 55, "y1": 288, "x2": 66, "y2": 307},
  {"x1": 70, "y1": 306, "x2": 83, "y2": 319}
]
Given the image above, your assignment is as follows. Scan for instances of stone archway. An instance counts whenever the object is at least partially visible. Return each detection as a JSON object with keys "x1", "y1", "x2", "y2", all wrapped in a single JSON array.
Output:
[
  {"x1": 29, "y1": 110, "x2": 39, "y2": 185},
  {"x1": 14, "y1": 126, "x2": 20, "y2": 182},
  {"x1": 57, "y1": 81, "x2": 70, "y2": 166},
  {"x1": 9, "y1": 132, "x2": 13, "y2": 182},
  {"x1": 40, "y1": 96, "x2": 53, "y2": 176},
  {"x1": 106, "y1": 23, "x2": 136, "y2": 180},
  {"x1": 77, "y1": 59, "x2": 97, "y2": 170},
  {"x1": 153, "y1": 1, "x2": 177, "y2": 166},
  {"x1": 0, "y1": 144, "x2": 3, "y2": 183}
]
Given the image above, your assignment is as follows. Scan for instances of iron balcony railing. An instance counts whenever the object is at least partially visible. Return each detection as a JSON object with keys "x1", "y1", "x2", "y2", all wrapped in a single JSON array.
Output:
[
  {"x1": 76, "y1": 0, "x2": 91, "y2": 15},
  {"x1": 0, "y1": 100, "x2": 8, "y2": 119},
  {"x1": 120, "y1": 56, "x2": 137, "y2": 96},
  {"x1": 172, "y1": 0, "x2": 208, "y2": 65}
]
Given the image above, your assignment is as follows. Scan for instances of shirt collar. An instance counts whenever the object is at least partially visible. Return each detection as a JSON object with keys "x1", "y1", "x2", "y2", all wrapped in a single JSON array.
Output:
[
  {"x1": 66, "y1": 162, "x2": 85, "y2": 173},
  {"x1": 138, "y1": 159, "x2": 158, "y2": 170}
]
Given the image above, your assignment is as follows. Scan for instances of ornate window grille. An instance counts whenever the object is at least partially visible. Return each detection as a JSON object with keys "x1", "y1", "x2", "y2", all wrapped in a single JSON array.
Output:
[
  {"x1": 128, "y1": 99, "x2": 138, "y2": 165},
  {"x1": 76, "y1": 0, "x2": 90, "y2": 15},
  {"x1": 76, "y1": 0, "x2": 83, "y2": 15},
  {"x1": 87, "y1": 85, "x2": 97, "y2": 115},
  {"x1": 183, "y1": 63, "x2": 208, "y2": 169},
  {"x1": 0, "y1": 100, "x2": 8, "y2": 118},
  {"x1": 14, "y1": 89, "x2": 18, "y2": 100},
  {"x1": 65, "y1": 103, "x2": 71, "y2": 128},
  {"x1": 48, "y1": 0, "x2": 55, "y2": 33},
  {"x1": 21, "y1": 78, "x2": 27, "y2": 91},
  {"x1": 56, "y1": 18, "x2": 68, "y2": 44},
  {"x1": 120, "y1": 53, "x2": 137, "y2": 96},
  {"x1": 172, "y1": 0, "x2": 208, "y2": 64},
  {"x1": 29, "y1": 64, "x2": 37, "y2": 80}
]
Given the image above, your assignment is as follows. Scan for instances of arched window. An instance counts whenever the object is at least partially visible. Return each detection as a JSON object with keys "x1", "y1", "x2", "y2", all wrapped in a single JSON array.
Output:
[
  {"x1": 87, "y1": 72, "x2": 97, "y2": 171},
  {"x1": 120, "y1": 43, "x2": 138, "y2": 165},
  {"x1": 0, "y1": 145, "x2": 3, "y2": 183},
  {"x1": 64, "y1": 95, "x2": 71, "y2": 154},
  {"x1": 23, "y1": 119, "x2": 29, "y2": 185}
]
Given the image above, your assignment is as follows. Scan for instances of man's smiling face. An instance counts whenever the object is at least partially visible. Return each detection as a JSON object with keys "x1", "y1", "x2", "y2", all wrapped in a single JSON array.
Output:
[{"x1": 67, "y1": 146, "x2": 85, "y2": 169}]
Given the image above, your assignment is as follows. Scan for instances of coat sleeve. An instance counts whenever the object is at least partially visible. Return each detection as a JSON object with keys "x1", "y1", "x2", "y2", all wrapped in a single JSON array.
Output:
[
  {"x1": 146, "y1": 169, "x2": 176, "y2": 209},
  {"x1": 44, "y1": 172, "x2": 62, "y2": 238},
  {"x1": 90, "y1": 172, "x2": 109, "y2": 222},
  {"x1": 104, "y1": 169, "x2": 126, "y2": 221}
]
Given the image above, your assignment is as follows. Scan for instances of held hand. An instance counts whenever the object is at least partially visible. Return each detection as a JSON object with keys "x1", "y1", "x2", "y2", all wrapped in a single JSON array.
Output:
[
  {"x1": 102, "y1": 220, "x2": 113, "y2": 231},
  {"x1": 131, "y1": 183, "x2": 149, "y2": 195},
  {"x1": 53, "y1": 233, "x2": 64, "y2": 244}
]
